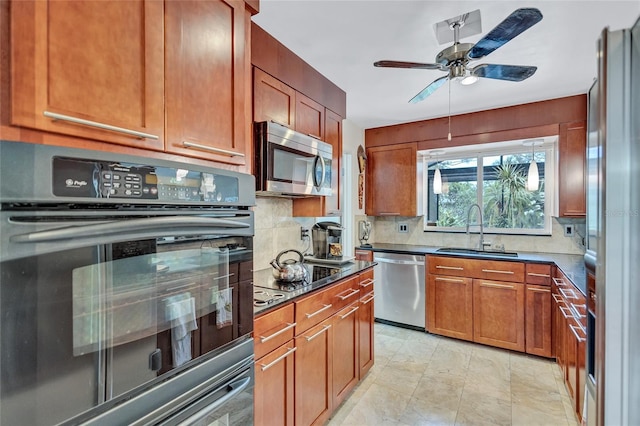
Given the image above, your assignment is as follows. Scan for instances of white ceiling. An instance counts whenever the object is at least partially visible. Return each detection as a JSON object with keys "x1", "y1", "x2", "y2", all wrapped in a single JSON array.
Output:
[{"x1": 252, "y1": 1, "x2": 640, "y2": 130}]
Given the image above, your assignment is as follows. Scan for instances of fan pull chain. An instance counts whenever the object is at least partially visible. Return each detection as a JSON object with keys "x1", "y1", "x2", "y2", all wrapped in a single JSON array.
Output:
[{"x1": 447, "y1": 78, "x2": 452, "y2": 141}]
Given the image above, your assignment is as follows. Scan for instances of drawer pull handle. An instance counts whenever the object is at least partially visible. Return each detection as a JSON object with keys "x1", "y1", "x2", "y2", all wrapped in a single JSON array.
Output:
[
  {"x1": 570, "y1": 303, "x2": 587, "y2": 318},
  {"x1": 527, "y1": 272, "x2": 551, "y2": 278},
  {"x1": 378, "y1": 212, "x2": 400, "y2": 216},
  {"x1": 481, "y1": 269, "x2": 514, "y2": 275},
  {"x1": 569, "y1": 324, "x2": 587, "y2": 343},
  {"x1": 359, "y1": 278, "x2": 375, "y2": 288},
  {"x1": 339, "y1": 306, "x2": 359, "y2": 319},
  {"x1": 559, "y1": 287, "x2": 578, "y2": 300},
  {"x1": 480, "y1": 282, "x2": 515, "y2": 289},
  {"x1": 44, "y1": 111, "x2": 159, "y2": 140},
  {"x1": 337, "y1": 289, "x2": 359, "y2": 300},
  {"x1": 183, "y1": 141, "x2": 245, "y2": 157},
  {"x1": 552, "y1": 294, "x2": 563, "y2": 303},
  {"x1": 305, "y1": 324, "x2": 331, "y2": 342},
  {"x1": 552, "y1": 278, "x2": 566, "y2": 286},
  {"x1": 528, "y1": 287, "x2": 551, "y2": 293},
  {"x1": 270, "y1": 119, "x2": 290, "y2": 128},
  {"x1": 307, "y1": 133, "x2": 322, "y2": 140},
  {"x1": 435, "y1": 277, "x2": 465, "y2": 283},
  {"x1": 436, "y1": 265, "x2": 464, "y2": 271},
  {"x1": 259, "y1": 322, "x2": 296, "y2": 343},
  {"x1": 305, "y1": 304, "x2": 333, "y2": 318},
  {"x1": 559, "y1": 306, "x2": 573, "y2": 319},
  {"x1": 259, "y1": 347, "x2": 296, "y2": 371},
  {"x1": 361, "y1": 294, "x2": 375, "y2": 304}
]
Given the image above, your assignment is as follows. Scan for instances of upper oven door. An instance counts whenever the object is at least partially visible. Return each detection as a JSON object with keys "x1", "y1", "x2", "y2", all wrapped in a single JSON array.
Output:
[{"x1": 0, "y1": 209, "x2": 254, "y2": 425}]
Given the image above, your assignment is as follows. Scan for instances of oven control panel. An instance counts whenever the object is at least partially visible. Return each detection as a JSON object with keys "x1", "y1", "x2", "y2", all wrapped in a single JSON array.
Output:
[{"x1": 52, "y1": 156, "x2": 239, "y2": 203}]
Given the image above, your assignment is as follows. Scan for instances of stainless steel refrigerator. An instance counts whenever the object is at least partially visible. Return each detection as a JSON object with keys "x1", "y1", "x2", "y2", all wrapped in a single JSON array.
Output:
[{"x1": 586, "y1": 15, "x2": 640, "y2": 426}]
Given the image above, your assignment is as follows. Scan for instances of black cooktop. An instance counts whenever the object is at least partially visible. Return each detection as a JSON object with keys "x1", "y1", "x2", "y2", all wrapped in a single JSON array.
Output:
[{"x1": 253, "y1": 263, "x2": 350, "y2": 292}]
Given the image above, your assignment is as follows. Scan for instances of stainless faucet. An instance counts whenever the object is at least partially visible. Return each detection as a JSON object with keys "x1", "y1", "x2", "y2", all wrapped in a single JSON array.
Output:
[{"x1": 466, "y1": 203, "x2": 486, "y2": 251}]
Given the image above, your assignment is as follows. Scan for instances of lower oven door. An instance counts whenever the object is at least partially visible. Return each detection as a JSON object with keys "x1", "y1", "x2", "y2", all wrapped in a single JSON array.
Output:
[{"x1": 0, "y1": 210, "x2": 254, "y2": 425}]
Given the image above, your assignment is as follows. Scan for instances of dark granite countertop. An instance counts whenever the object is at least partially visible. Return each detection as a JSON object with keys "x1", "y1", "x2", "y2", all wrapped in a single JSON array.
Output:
[
  {"x1": 253, "y1": 260, "x2": 376, "y2": 316},
  {"x1": 357, "y1": 243, "x2": 586, "y2": 296}
]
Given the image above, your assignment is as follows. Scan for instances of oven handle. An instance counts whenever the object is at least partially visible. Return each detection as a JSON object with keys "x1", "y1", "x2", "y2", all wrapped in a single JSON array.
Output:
[
  {"x1": 175, "y1": 376, "x2": 251, "y2": 426},
  {"x1": 11, "y1": 216, "x2": 249, "y2": 243}
]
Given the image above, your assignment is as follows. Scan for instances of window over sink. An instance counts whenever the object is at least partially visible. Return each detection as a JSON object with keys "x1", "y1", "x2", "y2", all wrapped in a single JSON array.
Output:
[{"x1": 421, "y1": 138, "x2": 557, "y2": 235}]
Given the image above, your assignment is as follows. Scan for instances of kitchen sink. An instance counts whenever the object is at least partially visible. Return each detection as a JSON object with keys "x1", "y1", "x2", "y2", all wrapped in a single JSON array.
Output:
[{"x1": 435, "y1": 247, "x2": 519, "y2": 257}]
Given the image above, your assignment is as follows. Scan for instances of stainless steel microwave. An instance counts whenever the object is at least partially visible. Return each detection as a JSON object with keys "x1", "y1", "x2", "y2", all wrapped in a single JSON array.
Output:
[{"x1": 254, "y1": 121, "x2": 332, "y2": 197}]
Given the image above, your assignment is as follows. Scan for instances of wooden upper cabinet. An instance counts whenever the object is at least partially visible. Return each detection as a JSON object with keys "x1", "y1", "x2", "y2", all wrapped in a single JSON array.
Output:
[
  {"x1": 559, "y1": 120, "x2": 587, "y2": 217},
  {"x1": 366, "y1": 143, "x2": 418, "y2": 216},
  {"x1": 295, "y1": 92, "x2": 325, "y2": 140},
  {"x1": 10, "y1": 0, "x2": 165, "y2": 150},
  {"x1": 253, "y1": 67, "x2": 296, "y2": 128},
  {"x1": 165, "y1": 0, "x2": 248, "y2": 165}
]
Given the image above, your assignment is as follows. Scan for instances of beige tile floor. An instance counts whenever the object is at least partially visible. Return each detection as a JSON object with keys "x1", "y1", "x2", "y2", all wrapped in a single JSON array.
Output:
[{"x1": 328, "y1": 322, "x2": 580, "y2": 426}]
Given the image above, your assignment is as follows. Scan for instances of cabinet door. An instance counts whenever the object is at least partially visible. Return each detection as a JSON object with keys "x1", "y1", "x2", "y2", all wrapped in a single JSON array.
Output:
[
  {"x1": 253, "y1": 67, "x2": 296, "y2": 128},
  {"x1": 559, "y1": 121, "x2": 586, "y2": 217},
  {"x1": 292, "y1": 108, "x2": 342, "y2": 217},
  {"x1": 426, "y1": 275, "x2": 473, "y2": 341},
  {"x1": 165, "y1": 0, "x2": 248, "y2": 165},
  {"x1": 332, "y1": 302, "x2": 359, "y2": 408},
  {"x1": 358, "y1": 291, "x2": 375, "y2": 378},
  {"x1": 295, "y1": 320, "x2": 332, "y2": 426},
  {"x1": 525, "y1": 285, "x2": 552, "y2": 357},
  {"x1": 473, "y1": 280, "x2": 525, "y2": 351},
  {"x1": 11, "y1": 0, "x2": 164, "y2": 149},
  {"x1": 254, "y1": 342, "x2": 295, "y2": 426},
  {"x1": 295, "y1": 92, "x2": 325, "y2": 140},
  {"x1": 365, "y1": 144, "x2": 417, "y2": 216},
  {"x1": 553, "y1": 291, "x2": 567, "y2": 377}
]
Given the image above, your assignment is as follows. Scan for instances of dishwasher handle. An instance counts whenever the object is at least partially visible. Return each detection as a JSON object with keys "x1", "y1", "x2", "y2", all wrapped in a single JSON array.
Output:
[{"x1": 374, "y1": 257, "x2": 425, "y2": 266}]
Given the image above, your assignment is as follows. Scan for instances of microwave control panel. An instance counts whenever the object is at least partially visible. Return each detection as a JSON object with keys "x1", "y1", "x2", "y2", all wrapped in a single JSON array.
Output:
[{"x1": 52, "y1": 156, "x2": 239, "y2": 203}]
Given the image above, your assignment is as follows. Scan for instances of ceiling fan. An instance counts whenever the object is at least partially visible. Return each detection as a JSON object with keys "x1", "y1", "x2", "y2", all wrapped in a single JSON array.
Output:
[{"x1": 374, "y1": 8, "x2": 543, "y2": 103}]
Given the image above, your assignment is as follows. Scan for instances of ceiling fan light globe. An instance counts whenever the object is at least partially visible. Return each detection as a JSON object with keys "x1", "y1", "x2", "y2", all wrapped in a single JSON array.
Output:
[{"x1": 460, "y1": 75, "x2": 479, "y2": 85}]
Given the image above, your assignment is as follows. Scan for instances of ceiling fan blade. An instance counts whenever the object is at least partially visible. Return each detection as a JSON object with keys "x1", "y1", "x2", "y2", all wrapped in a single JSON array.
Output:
[
  {"x1": 409, "y1": 76, "x2": 448, "y2": 104},
  {"x1": 472, "y1": 64, "x2": 537, "y2": 81},
  {"x1": 467, "y1": 8, "x2": 542, "y2": 60},
  {"x1": 374, "y1": 60, "x2": 446, "y2": 71}
]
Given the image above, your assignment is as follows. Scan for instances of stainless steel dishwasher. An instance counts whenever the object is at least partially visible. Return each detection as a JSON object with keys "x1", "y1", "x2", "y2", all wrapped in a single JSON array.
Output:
[{"x1": 373, "y1": 252, "x2": 426, "y2": 330}]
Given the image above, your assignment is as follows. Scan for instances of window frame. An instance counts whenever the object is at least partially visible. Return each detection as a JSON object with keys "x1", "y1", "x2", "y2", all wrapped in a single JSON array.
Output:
[{"x1": 421, "y1": 138, "x2": 557, "y2": 236}]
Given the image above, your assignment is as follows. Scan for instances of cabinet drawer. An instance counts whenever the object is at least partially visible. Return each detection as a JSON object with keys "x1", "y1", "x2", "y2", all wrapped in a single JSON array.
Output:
[
  {"x1": 254, "y1": 303, "x2": 295, "y2": 359},
  {"x1": 427, "y1": 256, "x2": 472, "y2": 278},
  {"x1": 473, "y1": 259, "x2": 525, "y2": 282},
  {"x1": 295, "y1": 276, "x2": 359, "y2": 335},
  {"x1": 354, "y1": 249, "x2": 374, "y2": 262},
  {"x1": 358, "y1": 268, "x2": 375, "y2": 297},
  {"x1": 526, "y1": 263, "x2": 552, "y2": 285}
]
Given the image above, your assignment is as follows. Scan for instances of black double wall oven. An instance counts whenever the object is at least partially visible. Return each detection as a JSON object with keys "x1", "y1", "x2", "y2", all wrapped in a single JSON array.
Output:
[{"x1": 0, "y1": 141, "x2": 256, "y2": 425}]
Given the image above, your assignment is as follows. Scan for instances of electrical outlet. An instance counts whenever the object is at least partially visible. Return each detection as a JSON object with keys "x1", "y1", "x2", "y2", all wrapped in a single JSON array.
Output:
[
  {"x1": 300, "y1": 227, "x2": 309, "y2": 240},
  {"x1": 564, "y1": 224, "x2": 574, "y2": 237},
  {"x1": 398, "y1": 223, "x2": 408, "y2": 233}
]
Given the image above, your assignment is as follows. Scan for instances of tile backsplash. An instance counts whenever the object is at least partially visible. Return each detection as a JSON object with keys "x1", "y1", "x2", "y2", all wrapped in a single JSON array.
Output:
[
  {"x1": 253, "y1": 197, "x2": 315, "y2": 270},
  {"x1": 360, "y1": 215, "x2": 586, "y2": 255}
]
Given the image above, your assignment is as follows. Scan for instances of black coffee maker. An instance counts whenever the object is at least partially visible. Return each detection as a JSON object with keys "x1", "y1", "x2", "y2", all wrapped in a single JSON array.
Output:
[{"x1": 312, "y1": 221, "x2": 343, "y2": 259}]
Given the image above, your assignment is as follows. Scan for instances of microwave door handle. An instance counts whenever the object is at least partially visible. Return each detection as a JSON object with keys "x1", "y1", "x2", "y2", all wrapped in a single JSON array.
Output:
[
  {"x1": 314, "y1": 155, "x2": 326, "y2": 190},
  {"x1": 11, "y1": 216, "x2": 250, "y2": 243}
]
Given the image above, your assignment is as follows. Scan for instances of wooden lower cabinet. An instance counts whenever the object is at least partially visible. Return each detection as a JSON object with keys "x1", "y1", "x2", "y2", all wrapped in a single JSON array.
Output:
[
  {"x1": 295, "y1": 319, "x2": 333, "y2": 426},
  {"x1": 473, "y1": 280, "x2": 525, "y2": 352},
  {"x1": 358, "y1": 291, "x2": 375, "y2": 377},
  {"x1": 525, "y1": 284, "x2": 553, "y2": 357},
  {"x1": 255, "y1": 268, "x2": 375, "y2": 426},
  {"x1": 332, "y1": 302, "x2": 359, "y2": 408},
  {"x1": 254, "y1": 342, "x2": 295, "y2": 426},
  {"x1": 426, "y1": 275, "x2": 474, "y2": 341}
]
